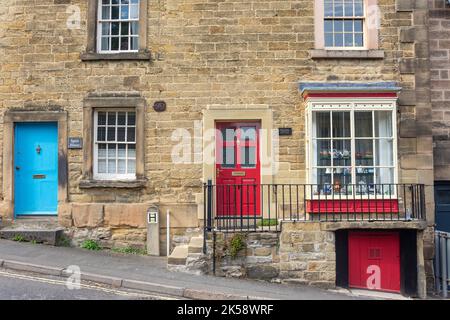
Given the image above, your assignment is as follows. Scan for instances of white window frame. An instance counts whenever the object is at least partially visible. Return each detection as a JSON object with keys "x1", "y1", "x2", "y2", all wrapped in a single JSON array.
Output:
[
  {"x1": 93, "y1": 109, "x2": 137, "y2": 180},
  {"x1": 305, "y1": 98, "x2": 398, "y2": 199},
  {"x1": 97, "y1": 0, "x2": 140, "y2": 53},
  {"x1": 323, "y1": 0, "x2": 367, "y2": 50}
]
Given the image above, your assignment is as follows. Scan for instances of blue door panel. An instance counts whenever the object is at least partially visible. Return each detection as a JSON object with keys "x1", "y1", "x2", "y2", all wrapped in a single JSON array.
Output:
[
  {"x1": 14, "y1": 122, "x2": 58, "y2": 216},
  {"x1": 435, "y1": 183, "x2": 450, "y2": 233}
]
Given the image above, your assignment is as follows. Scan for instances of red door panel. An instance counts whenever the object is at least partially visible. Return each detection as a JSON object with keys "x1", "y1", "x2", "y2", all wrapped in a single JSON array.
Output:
[
  {"x1": 216, "y1": 122, "x2": 261, "y2": 217},
  {"x1": 348, "y1": 231, "x2": 400, "y2": 293}
]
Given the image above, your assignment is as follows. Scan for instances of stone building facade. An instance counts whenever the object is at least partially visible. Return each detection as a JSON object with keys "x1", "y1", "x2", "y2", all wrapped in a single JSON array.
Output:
[{"x1": 0, "y1": 0, "x2": 438, "y2": 296}]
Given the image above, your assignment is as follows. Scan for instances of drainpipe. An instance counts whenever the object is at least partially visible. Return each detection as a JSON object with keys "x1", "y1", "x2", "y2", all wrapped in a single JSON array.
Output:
[{"x1": 166, "y1": 209, "x2": 170, "y2": 256}]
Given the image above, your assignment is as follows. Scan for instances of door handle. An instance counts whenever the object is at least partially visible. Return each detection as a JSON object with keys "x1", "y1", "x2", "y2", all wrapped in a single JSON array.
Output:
[{"x1": 15, "y1": 166, "x2": 20, "y2": 171}]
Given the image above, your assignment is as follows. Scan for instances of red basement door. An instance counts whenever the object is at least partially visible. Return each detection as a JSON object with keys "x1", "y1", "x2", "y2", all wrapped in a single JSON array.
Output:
[{"x1": 348, "y1": 231, "x2": 401, "y2": 293}]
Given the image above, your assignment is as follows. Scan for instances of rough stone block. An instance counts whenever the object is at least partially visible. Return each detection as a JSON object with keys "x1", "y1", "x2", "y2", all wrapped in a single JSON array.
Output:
[
  {"x1": 104, "y1": 203, "x2": 148, "y2": 228},
  {"x1": 72, "y1": 203, "x2": 104, "y2": 228},
  {"x1": 247, "y1": 265, "x2": 279, "y2": 280}
]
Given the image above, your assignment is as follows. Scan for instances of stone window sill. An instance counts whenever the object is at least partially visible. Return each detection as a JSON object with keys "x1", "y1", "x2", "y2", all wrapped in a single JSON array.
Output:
[
  {"x1": 80, "y1": 51, "x2": 151, "y2": 61},
  {"x1": 310, "y1": 49, "x2": 384, "y2": 59},
  {"x1": 79, "y1": 179, "x2": 147, "y2": 189}
]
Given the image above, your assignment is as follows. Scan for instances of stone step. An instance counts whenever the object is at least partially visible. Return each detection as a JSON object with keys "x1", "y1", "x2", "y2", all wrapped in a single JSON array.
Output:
[
  {"x1": 167, "y1": 245, "x2": 189, "y2": 265},
  {"x1": 188, "y1": 236, "x2": 204, "y2": 254},
  {"x1": 0, "y1": 227, "x2": 64, "y2": 246}
]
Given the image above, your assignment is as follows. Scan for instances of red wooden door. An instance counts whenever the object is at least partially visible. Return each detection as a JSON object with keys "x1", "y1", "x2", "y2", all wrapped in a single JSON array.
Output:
[
  {"x1": 348, "y1": 231, "x2": 400, "y2": 293},
  {"x1": 215, "y1": 122, "x2": 261, "y2": 217}
]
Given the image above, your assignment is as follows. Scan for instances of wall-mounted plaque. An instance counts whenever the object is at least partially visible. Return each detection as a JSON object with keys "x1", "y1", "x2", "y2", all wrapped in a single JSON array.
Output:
[
  {"x1": 68, "y1": 137, "x2": 83, "y2": 149},
  {"x1": 279, "y1": 128, "x2": 292, "y2": 136},
  {"x1": 153, "y1": 101, "x2": 167, "y2": 112}
]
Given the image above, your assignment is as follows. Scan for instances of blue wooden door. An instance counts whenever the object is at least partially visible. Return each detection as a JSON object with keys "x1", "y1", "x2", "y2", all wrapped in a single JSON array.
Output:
[
  {"x1": 436, "y1": 182, "x2": 450, "y2": 233},
  {"x1": 14, "y1": 122, "x2": 58, "y2": 216}
]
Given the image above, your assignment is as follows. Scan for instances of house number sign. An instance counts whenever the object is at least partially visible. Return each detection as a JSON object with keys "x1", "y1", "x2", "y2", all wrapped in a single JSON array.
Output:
[{"x1": 68, "y1": 137, "x2": 83, "y2": 149}]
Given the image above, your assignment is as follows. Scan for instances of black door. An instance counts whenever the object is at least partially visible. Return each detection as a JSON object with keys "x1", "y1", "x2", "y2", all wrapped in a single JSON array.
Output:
[{"x1": 435, "y1": 182, "x2": 450, "y2": 232}]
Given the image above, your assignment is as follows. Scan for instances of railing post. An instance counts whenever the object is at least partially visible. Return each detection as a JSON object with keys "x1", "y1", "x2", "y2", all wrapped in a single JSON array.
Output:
[
  {"x1": 441, "y1": 234, "x2": 448, "y2": 298},
  {"x1": 207, "y1": 179, "x2": 213, "y2": 232}
]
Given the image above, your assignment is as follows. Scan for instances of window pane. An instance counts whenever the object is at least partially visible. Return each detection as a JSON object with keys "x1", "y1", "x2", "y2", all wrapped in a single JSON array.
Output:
[
  {"x1": 222, "y1": 128, "x2": 236, "y2": 142},
  {"x1": 121, "y1": 0, "x2": 130, "y2": 4},
  {"x1": 111, "y1": 5, "x2": 120, "y2": 19},
  {"x1": 333, "y1": 167, "x2": 352, "y2": 194},
  {"x1": 108, "y1": 144, "x2": 116, "y2": 158},
  {"x1": 222, "y1": 146, "x2": 235, "y2": 167},
  {"x1": 130, "y1": 4, "x2": 139, "y2": 19},
  {"x1": 103, "y1": 0, "x2": 110, "y2": 4},
  {"x1": 128, "y1": 145, "x2": 136, "y2": 158},
  {"x1": 313, "y1": 112, "x2": 330, "y2": 138},
  {"x1": 376, "y1": 168, "x2": 394, "y2": 185},
  {"x1": 128, "y1": 159, "x2": 136, "y2": 173},
  {"x1": 325, "y1": 33, "x2": 333, "y2": 47},
  {"x1": 108, "y1": 159, "x2": 116, "y2": 173},
  {"x1": 101, "y1": 37, "x2": 109, "y2": 51},
  {"x1": 344, "y1": 33, "x2": 353, "y2": 46},
  {"x1": 332, "y1": 112, "x2": 350, "y2": 138},
  {"x1": 333, "y1": 140, "x2": 352, "y2": 166},
  {"x1": 102, "y1": 6, "x2": 110, "y2": 19},
  {"x1": 112, "y1": 0, "x2": 119, "y2": 4},
  {"x1": 315, "y1": 140, "x2": 332, "y2": 167},
  {"x1": 117, "y1": 127, "x2": 126, "y2": 141},
  {"x1": 120, "y1": 37, "x2": 129, "y2": 50},
  {"x1": 102, "y1": 23, "x2": 110, "y2": 35},
  {"x1": 131, "y1": 37, "x2": 139, "y2": 50},
  {"x1": 111, "y1": 22, "x2": 120, "y2": 35},
  {"x1": 240, "y1": 127, "x2": 256, "y2": 142},
  {"x1": 355, "y1": 0, "x2": 364, "y2": 16},
  {"x1": 344, "y1": 0, "x2": 353, "y2": 16},
  {"x1": 98, "y1": 159, "x2": 107, "y2": 173},
  {"x1": 121, "y1": 5, "x2": 129, "y2": 19},
  {"x1": 127, "y1": 127, "x2": 135, "y2": 142},
  {"x1": 354, "y1": 20, "x2": 363, "y2": 32},
  {"x1": 128, "y1": 112, "x2": 136, "y2": 125},
  {"x1": 98, "y1": 112, "x2": 107, "y2": 125},
  {"x1": 374, "y1": 111, "x2": 393, "y2": 137},
  {"x1": 118, "y1": 144, "x2": 126, "y2": 157},
  {"x1": 118, "y1": 159, "x2": 126, "y2": 173},
  {"x1": 344, "y1": 20, "x2": 353, "y2": 32},
  {"x1": 334, "y1": 33, "x2": 344, "y2": 47},
  {"x1": 131, "y1": 22, "x2": 139, "y2": 35},
  {"x1": 97, "y1": 127, "x2": 106, "y2": 141},
  {"x1": 98, "y1": 144, "x2": 107, "y2": 158},
  {"x1": 334, "y1": 20, "x2": 343, "y2": 32},
  {"x1": 240, "y1": 146, "x2": 256, "y2": 168},
  {"x1": 355, "y1": 33, "x2": 363, "y2": 47},
  {"x1": 121, "y1": 22, "x2": 129, "y2": 35},
  {"x1": 325, "y1": 20, "x2": 333, "y2": 32},
  {"x1": 355, "y1": 112, "x2": 373, "y2": 137},
  {"x1": 355, "y1": 139, "x2": 373, "y2": 166},
  {"x1": 315, "y1": 168, "x2": 332, "y2": 195},
  {"x1": 107, "y1": 112, "x2": 116, "y2": 125},
  {"x1": 325, "y1": 0, "x2": 333, "y2": 17},
  {"x1": 334, "y1": 0, "x2": 344, "y2": 17},
  {"x1": 356, "y1": 168, "x2": 374, "y2": 195},
  {"x1": 111, "y1": 37, "x2": 119, "y2": 50},
  {"x1": 118, "y1": 112, "x2": 126, "y2": 125},
  {"x1": 375, "y1": 139, "x2": 393, "y2": 166},
  {"x1": 107, "y1": 127, "x2": 116, "y2": 141}
]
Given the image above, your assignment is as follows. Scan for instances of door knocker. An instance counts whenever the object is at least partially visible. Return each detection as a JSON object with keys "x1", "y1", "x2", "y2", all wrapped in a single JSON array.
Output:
[{"x1": 36, "y1": 145, "x2": 41, "y2": 155}]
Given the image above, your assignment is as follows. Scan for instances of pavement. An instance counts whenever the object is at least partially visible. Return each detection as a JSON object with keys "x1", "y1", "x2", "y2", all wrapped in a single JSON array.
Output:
[
  {"x1": 0, "y1": 239, "x2": 359, "y2": 300},
  {"x1": 0, "y1": 268, "x2": 175, "y2": 300}
]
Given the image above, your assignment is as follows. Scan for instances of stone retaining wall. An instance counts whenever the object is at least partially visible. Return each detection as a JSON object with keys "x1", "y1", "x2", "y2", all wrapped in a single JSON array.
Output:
[{"x1": 207, "y1": 221, "x2": 336, "y2": 288}]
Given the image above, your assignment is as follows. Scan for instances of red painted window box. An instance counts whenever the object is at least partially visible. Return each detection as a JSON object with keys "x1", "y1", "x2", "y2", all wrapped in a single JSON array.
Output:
[{"x1": 306, "y1": 199, "x2": 399, "y2": 214}]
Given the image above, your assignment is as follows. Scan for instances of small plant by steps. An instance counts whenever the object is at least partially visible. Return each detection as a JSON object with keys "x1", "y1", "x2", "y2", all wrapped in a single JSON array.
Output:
[{"x1": 80, "y1": 239, "x2": 101, "y2": 251}]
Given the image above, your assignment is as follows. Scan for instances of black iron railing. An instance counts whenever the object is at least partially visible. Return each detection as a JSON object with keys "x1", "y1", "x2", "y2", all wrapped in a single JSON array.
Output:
[{"x1": 203, "y1": 182, "x2": 426, "y2": 236}]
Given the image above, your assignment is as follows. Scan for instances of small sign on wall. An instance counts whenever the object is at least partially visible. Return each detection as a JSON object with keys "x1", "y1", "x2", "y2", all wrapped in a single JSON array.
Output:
[
  {"x1": 68, "y1": 137, "x2": 83, "y2": 149},
  {"x1": 279, "y1": 128, "x2": 293, "y2": 136}
]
